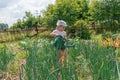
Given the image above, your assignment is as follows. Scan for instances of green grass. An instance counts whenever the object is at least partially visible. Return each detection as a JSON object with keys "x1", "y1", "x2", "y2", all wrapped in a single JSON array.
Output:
[
  {"x1": 0, "y1": 38, "x2": 119, "y2": 80},
  {"x1": 18, "y1": 38, "x2": 119, "y2": 80},
  {"x1": 0, "y1": 45, "x2": 14, "y2": 72}
]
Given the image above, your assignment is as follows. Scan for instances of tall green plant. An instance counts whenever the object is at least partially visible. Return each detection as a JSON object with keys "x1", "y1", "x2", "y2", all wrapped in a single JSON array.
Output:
[
  {"x1": 19, "y1": 38, "x2": 119, "y2": 80},
  {"x1": 0, "y1": 45, "x2": 14, "y2": 72}
]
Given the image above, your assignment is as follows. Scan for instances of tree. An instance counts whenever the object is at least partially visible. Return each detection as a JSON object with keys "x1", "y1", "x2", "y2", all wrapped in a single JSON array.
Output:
[
  {"x1": 11, "y1": 11, "x2": 42, "y2": 29},
  {"x1": 24, "y1": 12, "x2": 36, "y2": 28},
  {"x1": 0, "y1": 23, "x2": 9, "y2": 31},
  {"x1": 43, "y1": 0, "x2": 90, "y2": 29},
  {"x1": 89, "y1": 0, "x2": 120, "y2": 32}
]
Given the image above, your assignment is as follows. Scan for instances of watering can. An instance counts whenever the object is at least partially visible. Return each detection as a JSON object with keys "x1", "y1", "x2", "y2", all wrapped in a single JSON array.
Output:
[{"x1": 53, "y1": 35, "x2": 75, "y2": 50}]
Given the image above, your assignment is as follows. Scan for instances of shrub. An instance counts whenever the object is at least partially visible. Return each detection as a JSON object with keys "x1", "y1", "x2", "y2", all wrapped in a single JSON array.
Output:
[
  {"x1": 38, "y1": 31, "x2": 51, "y2": 38},
  {"x1": 102, "y1": 32, "x2": 112, "y2": 39},
  {"x1": 73, "y1": 20, "x2": 91, "y2": 39}
]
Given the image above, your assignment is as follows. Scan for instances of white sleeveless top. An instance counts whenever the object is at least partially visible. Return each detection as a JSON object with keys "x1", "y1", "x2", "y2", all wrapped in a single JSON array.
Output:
[{"x1": 52, "y1": 30, "x2": 66, "y2": 38}]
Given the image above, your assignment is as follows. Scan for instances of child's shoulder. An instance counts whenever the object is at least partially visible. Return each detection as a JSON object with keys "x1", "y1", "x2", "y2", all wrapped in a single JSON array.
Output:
[
  {"x1": 52, "y1": 29, "x2": 58, "y2": 32},
  {"x1": 62, "y1": 31, "x2": 67, "y2": 36},
  {"x1": 63, "y1": 31, "x2": 66, "y2": 33}
]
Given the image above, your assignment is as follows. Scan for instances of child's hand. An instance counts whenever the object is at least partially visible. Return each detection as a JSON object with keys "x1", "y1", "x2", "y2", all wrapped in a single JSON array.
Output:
[
  {"x1": 63, "y1": 36, "x2": 67, "y2": 40},
  {"x1": 54, "y1": 33, "x2": 59, "y2": 37},
  {"x1": 50, "y1": 33, "x2": 59, "y2": 37}
]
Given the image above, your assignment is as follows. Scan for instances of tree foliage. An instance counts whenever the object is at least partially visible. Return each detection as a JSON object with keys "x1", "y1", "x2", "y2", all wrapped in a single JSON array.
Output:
[
  {"x1": 89, "y1": 0, "x2": 120, "y2": 32},
  {"x1": 11, "y1": 12, "x2": 42, "y2": 29},
  {"x1": 0, "y1": 23, "x2": 9, "y2": 31},
  {"x1": 43, "y1": 0, "x2": 89, "y2": 28},
  {"x1": 10, "y1": 0, "x2": 120, "y2": 38}
]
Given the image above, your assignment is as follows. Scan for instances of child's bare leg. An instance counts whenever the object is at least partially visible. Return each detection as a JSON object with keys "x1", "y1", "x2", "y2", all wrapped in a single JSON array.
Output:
[
  {"x1": 59, "y1": 49, "x2": 67, "y2": 66},
  {"x1": 58, "y1": 49, "x2": 67, "y2": 80},
  {"x1": 58, "y1": 72, "x2": 62, "y2": 80}
]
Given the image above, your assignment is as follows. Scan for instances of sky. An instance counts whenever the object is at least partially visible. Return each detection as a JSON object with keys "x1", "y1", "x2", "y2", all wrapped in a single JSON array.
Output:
[{"x1": 0, "y1": 0, "x2": 55, "y2": 26}]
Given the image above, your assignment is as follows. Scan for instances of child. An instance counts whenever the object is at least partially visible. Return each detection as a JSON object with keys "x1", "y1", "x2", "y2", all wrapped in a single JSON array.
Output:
[{"x1": 50, "y1": 20, "x2": 67, "y2": 66}]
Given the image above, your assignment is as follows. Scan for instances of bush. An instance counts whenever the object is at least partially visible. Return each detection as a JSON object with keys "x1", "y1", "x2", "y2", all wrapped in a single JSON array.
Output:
[
  {"x1": 73, "y1": 20, "x2": 91, "y2": 39},
  {"x1": 102, "y1": 32, "x2": 112, "y2": 39},
  {"x1": 38, "y1": 31, "x2": 51, "y2": 38}
]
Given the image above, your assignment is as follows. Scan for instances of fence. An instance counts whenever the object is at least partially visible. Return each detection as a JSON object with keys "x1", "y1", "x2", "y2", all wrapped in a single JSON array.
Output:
[{"x1": 0, "y1": 27, "x2": 47, "y2": 43}]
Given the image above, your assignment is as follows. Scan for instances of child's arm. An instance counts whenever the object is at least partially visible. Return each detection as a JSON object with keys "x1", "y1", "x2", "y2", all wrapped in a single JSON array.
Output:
[
  {"x1": 50, "y1": 30, "x2": 59, "y2": 37},
  {"x1": 50, "y1": 32, "x2": 59, "y2": 37},
  {"x1": 63, "y1": 35, "x2": 67, "y2": 40},
  {"x1": 63, "y1": 31, "x2": 67, "y2": 40}
]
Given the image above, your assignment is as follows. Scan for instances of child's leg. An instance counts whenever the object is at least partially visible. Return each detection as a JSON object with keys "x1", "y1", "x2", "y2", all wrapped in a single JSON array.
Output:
[
  {"x1": 59, "y1": 49, "x2": 67, "y2": 66},
  {"x1": 58, "y1": 49, "x2": 67, "y2": 80}
]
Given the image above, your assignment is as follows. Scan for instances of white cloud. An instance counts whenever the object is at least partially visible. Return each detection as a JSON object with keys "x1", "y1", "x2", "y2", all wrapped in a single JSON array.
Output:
[
  {"x1": 0, "y1": 0, "x2": 55, "y2": 26},
  {"x1": 0, "y1": 0, "x2": 18, "y2": 8}
]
